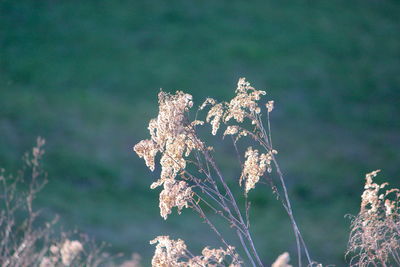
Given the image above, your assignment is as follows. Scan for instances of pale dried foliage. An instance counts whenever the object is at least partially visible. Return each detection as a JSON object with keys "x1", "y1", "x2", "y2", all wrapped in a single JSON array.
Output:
[
  {"x1": 60, "y1": 240, "x2": 83, "y2": 266},
  {"x1": 120, "y1": 253, "x2": 142, "y2": 267},
  {"x1": 206, "y1": 103, "x2": 224, "y2": 136},
  {"x1": 39, "y1": 239, "x2": 83, "y2": 267},
  {"x1": 224, "y1": 78, "x2": 266, "y2": 124},
  {"x1": 271, "y1": 252, "x2": 292, "y2": 267},
  {"x1": 347, "y1": 170, "x2": 400, "y2": 266},
  {"x1": 150, "y1": 236, "x2": 240, "y2": 267},
  {"x1": 200, "y1": 78, "x2": 268, "y2": 136},
  {"x1": 134, "y1": 139, "x2": 158, "y2": 172},
  {"x1": 0, "y1": 138, "x2": 121, "y2": 267},
  {"x1": 134, "y1": 91, "x2": 204, "y2": 220},
  {"x1": 159, "y1": 180, "x2": 193, "y2": 220},
  {"x1": 265, "y1": 101, "x2": 274, "y2": 113},
  {"x1": 240, "y1": 147, "x2": 277, "y2": 194},
  {"x1": 135, "y1": 78, "x2": 313, "y2": 266}
]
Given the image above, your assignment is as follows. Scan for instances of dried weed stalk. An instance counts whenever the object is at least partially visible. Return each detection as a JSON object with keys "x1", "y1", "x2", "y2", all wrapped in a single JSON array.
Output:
[
  {"x1": 134, "y1": 78, "x2": 313, "y2": 266},
  {"x1": 0, "y1": 137, "x2": 121, "y2": 267},
  {"x1": 347, "y1": 170, "x2": 400, "y2": 266},
  {"x1": 271, "y1": 252, "x2": 292, "y2": 267}
]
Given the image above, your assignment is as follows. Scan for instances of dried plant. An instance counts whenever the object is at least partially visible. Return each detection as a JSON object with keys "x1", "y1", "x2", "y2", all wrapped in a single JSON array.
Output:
[
  {"x1": 134, "y1": 78, "x2": 313, "y2": 266},
  {"x1": 0, "y1": 137, "x2": 121, "y2": 267},
  {"x1": 120, "y1": 253, "x2": 142, "y2": 267},
  {"x1": 347, "y1": 170, "x2": 400, "y2": 266},
  {"x1": 271, "y1": 252, "x2": 292, "y2": 267},
  {"x1": 149, "y1": 235, "x2": 240, "y2": 266},
  {"x1": 5, "y1": 79, "x2": 398, "y2": 266}
]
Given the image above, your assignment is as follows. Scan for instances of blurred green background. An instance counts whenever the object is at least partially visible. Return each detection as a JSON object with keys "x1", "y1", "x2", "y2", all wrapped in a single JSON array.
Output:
[{"x1": 1, "y1": 0, "x2": 399, "y2": 265}]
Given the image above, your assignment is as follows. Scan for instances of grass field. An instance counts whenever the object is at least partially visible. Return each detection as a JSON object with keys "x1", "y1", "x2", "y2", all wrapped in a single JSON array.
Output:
[{"x1": 1, "y1": 0, "x2": 400, "y2": 265}]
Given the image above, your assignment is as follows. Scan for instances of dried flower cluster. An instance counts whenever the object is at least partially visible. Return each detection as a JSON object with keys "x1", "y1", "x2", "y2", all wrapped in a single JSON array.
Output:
[
  {"x1": 134, "y1": 91, "x2": 204, "y2": 219},
  {"x1": 271, "y1": 252, "x2": 292, "y2": 267},
  {"x1": 150, "y1": 236, "x2": 187, "y2": 267},
  {"x1": 347, "y1": 170, "x2": 400, "y2": 266},
  {"x1": 224, "y1": 78, "x2": 266, "y2": 123},
  {"x1": 159, "y1": 180, "x2": 193, "y2": 220},
  {"x1": 196, "y1": 246, "x2": 240, "y2": 266},
  {"x1": 223, "y1": 125, "x2": 240, "y2": 136},
  {"x1": 200, "y1": 78, "x2": 268, "y2": 136},
  {"x1": 206, "y1": 103, "x2": 224, "y2": 136},
  {"x1": 266, "y1": 101, "x2": 274, "y2": 113},
  {"x1": 60, "y1": 240, "x2": 84, "y2": 266},
  {"x1": 240, "y1": 147, "x2": 277, "y2": 194},
  {"x1": 40, "y1": 240, "x2": 83, "y2": 267},
  {"x1": 120, "y1": 253, "x2": 143, "y2": 267},
  {"x1": 150, "y1": 236, "x2": 240, "y2": 267},
  {"x1": 223, "y1": 126, "x2": 250, "y2": 143},
  {"x1": 199, "y1": 79, "x2": 280, "y2": 194}
]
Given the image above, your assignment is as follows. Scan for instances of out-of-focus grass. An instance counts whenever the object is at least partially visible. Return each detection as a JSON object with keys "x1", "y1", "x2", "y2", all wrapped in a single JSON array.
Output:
[{"x1": 1, "y1": 0, "x2": 399, "y2": 265}]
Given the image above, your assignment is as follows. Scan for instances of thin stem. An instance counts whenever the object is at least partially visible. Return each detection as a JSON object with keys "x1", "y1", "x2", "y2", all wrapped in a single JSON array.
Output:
[
  {"x1": 175, "y1": 151, "x2": 257, "y2": 265},
  {"x1": 272, "y1": 156, "x2": 312, "y2": 266},
  {"x1": 256, "y1": 112, "x2": 312, "y2": 266},
  {"x1": 205, "y1": 151, "x2": 264, "y2": 266},
  {"x1": 191, "y1": 200, "x2": 244, "y2": 265},
  {"x1": 194, "y1": 192, "x2": 246, "y2": 236},
  {"x1": 238, "y1": 230, "x2": 257, "y2": 267}
]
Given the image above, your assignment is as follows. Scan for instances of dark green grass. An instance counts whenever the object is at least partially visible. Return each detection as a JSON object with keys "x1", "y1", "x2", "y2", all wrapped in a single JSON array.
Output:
[{"x1": 1, "y1": 0, "x2": 400, "y2": 265}]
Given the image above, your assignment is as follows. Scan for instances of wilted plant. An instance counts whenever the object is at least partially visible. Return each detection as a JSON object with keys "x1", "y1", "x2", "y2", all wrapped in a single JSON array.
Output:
[
  {"x1": 134, "y1": 78, "x2": 314, "y2": 266},
  {"x1": 347, "y1": 170, "x2": 400, "y2": 266}
]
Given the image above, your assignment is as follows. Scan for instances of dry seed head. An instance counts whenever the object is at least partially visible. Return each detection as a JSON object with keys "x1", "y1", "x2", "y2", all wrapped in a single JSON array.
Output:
[
  {"x1": 223, "y1": 126, "x2": 250, "y2": 143},
  {"x1": 159, "y1": 180, "x2": 193, "y2": 220},
  {"x1": 240, "y1": 147, "x2": 275, "y2": 194},
  {"x1": 153, "y1": 90, "x2": 194, "y2": 149},
  {"x1": 134, "y1": 91, "x2": 204, "y2": 219},
  {"x1": 200, "y1": 78, "x2": 271, "y2": 136},
  {"x1": 206, "y1": 103, "x2": 224, "y2": 135},
  {"x1": 50, "y1": 245, "x2": 59, "y2": 254},
  {"x1": 150, "y1": 236, "x2": 241, "y2": 267},
  {"x1": 347, "y1": 170, "x2": 400, "y2": 266},
  {"x1": 39, "y1": 257, "x2": 54, "y2": 267},
  {"x1": 60, "y1": 240, "x2": 83, "y2": 266},
  {"x1": 199, "y1": 97, "x2": 216, "y2": 110},
  {"x1": 266, "y1": 100, "x2": 274, "y2": 113},
  {"x1": 120, "y1": 253, "x2": 143, "y2": 267},
  {"x1": 150, "y1": 236, "x2": 188, "y2": 267},
  {"x1": 201, "y1": 246, "x2": 237, "y2": 264},
  {"x1": 361, "y1": 170, "x2": 381, "y2": 214},
  {"x1": 134, "y1": 139, "x2": 158, "y2": 171},
  {"x1": 223, "y1": 125, "x2": 239, "y2": 136},
  {"x1": 194, "y1": 246, "x2": 241, "y2": 266},
  {"x1": 271, "y1": 252, "x2": 292, "y2": 267},
  {"x1": 224, "y1": 78, "x2": 266, "y2": 124}
]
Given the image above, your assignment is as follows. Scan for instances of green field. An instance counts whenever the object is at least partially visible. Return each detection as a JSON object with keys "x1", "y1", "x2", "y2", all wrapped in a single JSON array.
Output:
[{"x1": 1, "y1": 0, "x2": 400, "y2": 265}]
